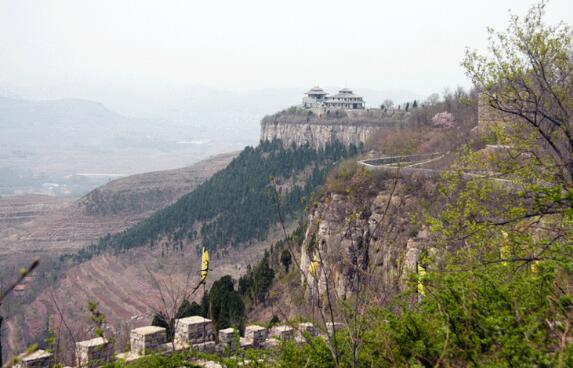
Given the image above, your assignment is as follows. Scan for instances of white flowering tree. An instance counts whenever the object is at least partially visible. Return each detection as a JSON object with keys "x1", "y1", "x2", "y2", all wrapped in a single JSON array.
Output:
[{"x1": 431, "y1": 111, "x2": 455, "y2": 128}]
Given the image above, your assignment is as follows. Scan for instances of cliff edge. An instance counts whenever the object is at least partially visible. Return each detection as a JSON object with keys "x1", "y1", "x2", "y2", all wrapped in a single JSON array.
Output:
[{"x1": 260, "y1": 107, "x2": 402, "y2": 149}]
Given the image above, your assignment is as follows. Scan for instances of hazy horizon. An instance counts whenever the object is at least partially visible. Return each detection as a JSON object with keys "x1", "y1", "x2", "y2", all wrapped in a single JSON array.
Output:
[{"x1": 2, "y1": 0, "x2": 572, "y2": 117}]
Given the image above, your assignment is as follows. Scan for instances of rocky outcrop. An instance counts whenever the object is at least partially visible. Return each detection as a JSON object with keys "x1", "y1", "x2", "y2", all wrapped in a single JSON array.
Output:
[
  {"x1": 299, "y1": 179, "x2": 432, "y2": 302},
  {"x1": 261, "y1": 120, "x2": 385, "y2": 149},
  {"x1": 260, "y1": 109, "x2": 400, "y2": 149}
]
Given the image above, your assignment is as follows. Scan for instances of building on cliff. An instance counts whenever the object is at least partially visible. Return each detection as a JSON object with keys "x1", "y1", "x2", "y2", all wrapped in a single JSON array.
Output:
[
  {"x1": 302, "y1": 86, "x2": 329, "y2": 108},
  {"x1": 302, "y1": 86, "x2": 365, "y2": 110}
]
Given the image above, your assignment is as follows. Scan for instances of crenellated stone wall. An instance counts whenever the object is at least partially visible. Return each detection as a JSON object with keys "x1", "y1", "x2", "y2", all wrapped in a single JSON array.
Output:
[{"x1": 12, "y1": 317, "x2": 341, "y2": 368}]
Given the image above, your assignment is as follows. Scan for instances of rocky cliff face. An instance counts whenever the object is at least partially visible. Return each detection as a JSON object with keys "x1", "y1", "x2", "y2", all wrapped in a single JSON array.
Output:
[
  {"x1": 260, "y1": 108, "x2": 401, "y2": 149},
  {"x1": 261, "y1": 120, "x2": 384, "y2": 149},
  {"x1": 299, "y1": 173, "x2": 433, "y2": 302}
]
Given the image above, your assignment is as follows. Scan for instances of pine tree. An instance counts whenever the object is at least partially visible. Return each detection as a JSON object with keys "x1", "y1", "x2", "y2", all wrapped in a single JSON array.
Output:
[
  {"x1": 208, "y1": 276, "x2": 245, "y2": 331},
  {"x1": 280, "y1": 249, "x2": 292, "y2": 273}
]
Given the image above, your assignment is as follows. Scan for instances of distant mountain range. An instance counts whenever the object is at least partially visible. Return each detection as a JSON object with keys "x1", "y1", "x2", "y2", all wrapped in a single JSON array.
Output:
[
  {"x1": 0, "y1": 96, "x2": 166, "y2": 150},
  {"x1": 0, "y1": 83, "x2": 425, "y2": 127},
  {"x1": 0, "y1": 95, "x2": 255, "y2": 196}
]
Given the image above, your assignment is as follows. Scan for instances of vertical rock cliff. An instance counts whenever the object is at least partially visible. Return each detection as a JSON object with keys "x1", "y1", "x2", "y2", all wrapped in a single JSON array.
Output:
[
  {"x1": 298, "y1": 168, "x2": 435, "y2": 303},
  {"x1": 260, "y1": 108, "x2": 399, "y2": 149},
  {"x1": 261, "y1": 120, "x2": 383, "y2": 149}
]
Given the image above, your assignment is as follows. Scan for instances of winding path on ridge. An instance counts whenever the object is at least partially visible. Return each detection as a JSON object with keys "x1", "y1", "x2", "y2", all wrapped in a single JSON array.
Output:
[{"x1": 358, "y1": 152, "x2": 516, "y2": 187}]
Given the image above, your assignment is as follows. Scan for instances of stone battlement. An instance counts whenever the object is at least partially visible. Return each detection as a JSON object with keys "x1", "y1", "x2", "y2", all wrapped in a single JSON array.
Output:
[{"x1": 12, "y1": 317, "x2": 342, "y2": 368}]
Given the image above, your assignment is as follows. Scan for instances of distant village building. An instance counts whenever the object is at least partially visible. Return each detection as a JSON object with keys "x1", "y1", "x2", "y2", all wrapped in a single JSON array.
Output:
[{"x1": 302, "y1": 86, "x2": 365, "y2": 110}]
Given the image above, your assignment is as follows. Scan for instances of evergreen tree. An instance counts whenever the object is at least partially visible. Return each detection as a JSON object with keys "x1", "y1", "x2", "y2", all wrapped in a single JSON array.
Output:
[
  {"x1": 208, "y1": 276, "x2": 245, "y2": 332},
  {"x1": 200, "y1": 292, "x2": 209, "y2": 317},
  {"x1": 280, "y1": 249, "x2": 292, "y2": 273},
  {"x1": 151, "y1": 313, "x2": 174, "y2": 339},
  {"x1": 252, "y1": 252, "x2": 275, "y2": 304},
  {"x1": 176, "y1": 299, "x2": 202, "y2": 319}
]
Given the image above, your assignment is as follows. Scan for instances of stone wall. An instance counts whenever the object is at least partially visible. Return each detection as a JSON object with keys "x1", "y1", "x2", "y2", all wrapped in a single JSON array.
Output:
[
  {"x1": 76, "y1": 337, "x2": 113, "y2": 368},
  {"x1": 129, "y1": 326, "x2": 166, "y2": 355},
  {"x1": 11, "y1": 317, "x2": 342, "y2": 368}
]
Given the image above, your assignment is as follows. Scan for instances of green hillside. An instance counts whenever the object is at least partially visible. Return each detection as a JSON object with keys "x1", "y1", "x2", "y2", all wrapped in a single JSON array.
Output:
[{"x1": 73, "y1": 140, "x2": 359, "y2": 261}]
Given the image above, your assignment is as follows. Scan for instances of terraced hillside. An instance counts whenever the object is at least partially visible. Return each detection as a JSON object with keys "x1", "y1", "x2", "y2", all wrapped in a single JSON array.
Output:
[
  {"x1": 0, "y1": 152, "x2": 237, "y2": 258},
  {"x1": 0, "y1": 152, "x2": 237, "y2": 359},
  {"x1": 7, "y1": 226, "x2": 288, "y2": 364}
]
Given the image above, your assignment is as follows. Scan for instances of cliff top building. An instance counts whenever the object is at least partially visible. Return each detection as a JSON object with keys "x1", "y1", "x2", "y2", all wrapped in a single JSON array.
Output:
[
  {"x1": 302, "y1": 86, "x2": 365, "y2": 110},
  {"x1": 302, "y1": 86, "x2": 329, "y2": 108}
]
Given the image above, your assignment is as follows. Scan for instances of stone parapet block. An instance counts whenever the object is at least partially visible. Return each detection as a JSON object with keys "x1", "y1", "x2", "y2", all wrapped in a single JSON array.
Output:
[
  {"x1": 326, "y1": 322, "x2": 345, "y2": 336},
  {"x1": 271, "y1": 325, "x2": 294, "y2": 341},
  {"x1": 218, "y1": 327, "x2": 238, "y2": 351},
  {"x1": 130, "y1": 326, "x2": 166, "y2": 355},
  {"x1": 174, "y1": 316, "x2": 215, "y2": 345},
  {"x1": 76, "y1": 337, "x2": 113, "y2": 367},
  {"x1": 239, "y1": 337, "x2": 254, "y2": 349},
  {"x1": 14, "y1": 349, "x2": 53, "y2": 368},
  {"x1": 244, "y1": 325, "x2": 267, "y2": 347}
]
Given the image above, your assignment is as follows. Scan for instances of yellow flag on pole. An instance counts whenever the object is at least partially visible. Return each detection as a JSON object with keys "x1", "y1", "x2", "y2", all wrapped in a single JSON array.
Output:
[{"x1": 201, "y1": 247, "x2": 209, "y2": 284}]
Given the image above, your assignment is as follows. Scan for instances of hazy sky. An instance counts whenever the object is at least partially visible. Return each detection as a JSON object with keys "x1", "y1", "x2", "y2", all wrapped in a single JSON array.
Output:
[{"x1": 1, "y1": 0, "x2": 572, "y2": 98}]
